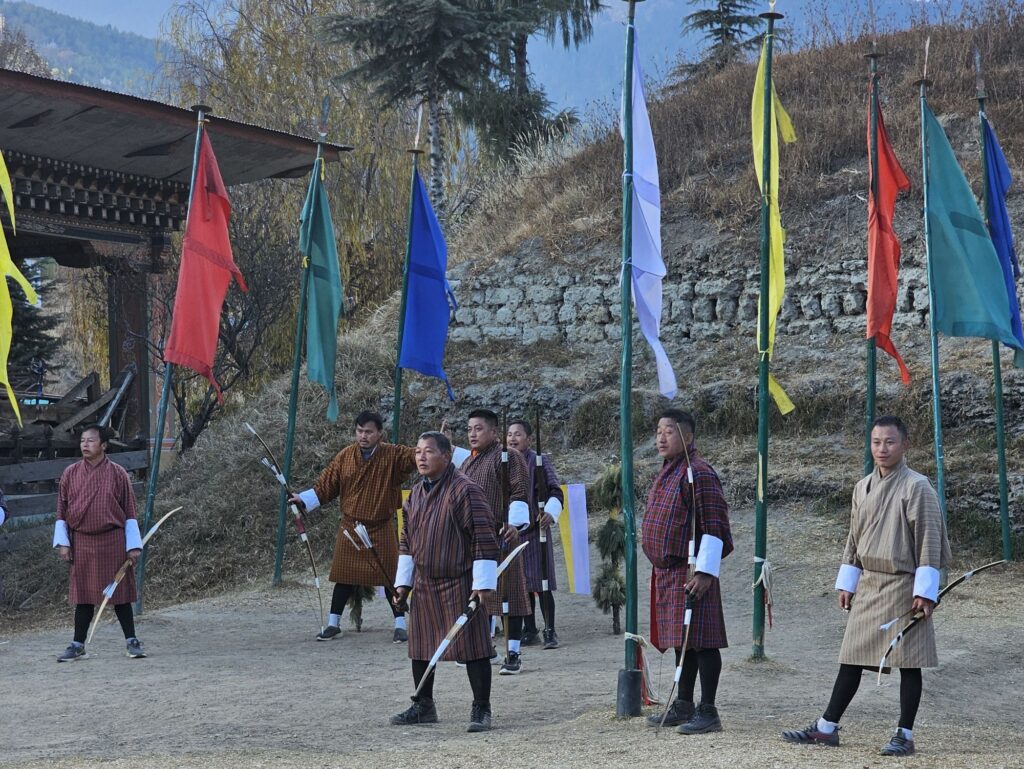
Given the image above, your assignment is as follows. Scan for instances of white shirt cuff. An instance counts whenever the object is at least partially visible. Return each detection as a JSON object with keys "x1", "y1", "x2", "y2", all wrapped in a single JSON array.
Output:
[
  {"x1": 913, "y1": 565, "x2": 941, "y2": 603},
  {"x1": 53, "y1": 520, "x2": 71, "y2": 548},
  {"x1": 0, "y1": 508, "x2": 6, "y2": 526},
  {"x1": 835, "y1": 563, "x2": 862, "y2": 593},
  {"x1": 125, "y1": 519, "x2": 143, "y2": 551},
  {"x1": 508, "y1": 500, "x2": 530, "y2": 528},
  {"x1": 544, "y1": 496, "x2": 562, "y2": 523},
  {"x1": 472, "y1": 559, "x2": 498, "y2": 591},
  {"x1": 395, "y1": 554, "x2": 414, "y2": 587},
  {"x1": 298, "y1": 488, "x2": 321, "y2": 512},
  {"x1": 452, "y1": 446, "x2": 471, "y2": 468},
  {"x1": 695, "y1": 534, "x2": 724, "y2": 578}
]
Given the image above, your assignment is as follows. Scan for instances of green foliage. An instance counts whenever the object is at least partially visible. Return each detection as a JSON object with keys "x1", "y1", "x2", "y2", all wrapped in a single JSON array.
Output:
[
  {"x1": 593, "y1": 561, "x2": 625, "y2": 613},
  {"x1": 590, "y1": 464, "x2": 623, "y2": 513},
  {"x1": 347, "y1": 585, "x2": 377, "y2": 630},
  {"x1": 8, "y1": 259, "x2": 60, "y2": 390},
  {"x1": 0, "y1": 1, "x2": 162, "y2": 94},
  {"x1": 678, "y1": 1, "x2": 765, "y2": 78},
  {"x1": 595, "y1": 515, "x2": 625, "y2": 566}
]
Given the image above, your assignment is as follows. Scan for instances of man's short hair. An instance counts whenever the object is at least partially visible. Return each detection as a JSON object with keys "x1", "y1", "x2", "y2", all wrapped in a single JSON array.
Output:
[
  {"x1": 660, "y1": 408, "x2": 696, "y2": 436},
  {"x1": 508, "y1": 419, "x2": 532, "y2": 437},
  {"x1": 418, "y1": 431, "x2": 452, "y2": 455},
  {"x1": 872, "y1": 415, "x2": 908, "y2": 440},
  {"x1": 79, "y1": 424, "x2": 113, "y2": 443},
  {"x1": 467, "y1": 408, "x2": 499, "y2": 429},
  {"x1": 355, "y1": 410, "x2": 384, "y2": 430}
]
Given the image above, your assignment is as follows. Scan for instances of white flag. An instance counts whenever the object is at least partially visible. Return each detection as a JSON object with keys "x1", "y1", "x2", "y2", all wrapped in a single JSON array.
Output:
[{"x1": 621, "y1": 32, "x2": 677, "y2": 399}]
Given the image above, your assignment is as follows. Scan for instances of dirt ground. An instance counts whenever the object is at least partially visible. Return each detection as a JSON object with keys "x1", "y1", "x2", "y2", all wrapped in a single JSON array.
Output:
[{"x1": 2, "y1": 493, "x2": 1022, "y2": 769}]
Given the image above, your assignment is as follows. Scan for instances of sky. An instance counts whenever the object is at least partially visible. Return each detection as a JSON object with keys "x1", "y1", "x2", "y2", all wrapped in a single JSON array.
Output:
[{"x1": 19, "y1": 0, "x2": 972, "y2": 115}]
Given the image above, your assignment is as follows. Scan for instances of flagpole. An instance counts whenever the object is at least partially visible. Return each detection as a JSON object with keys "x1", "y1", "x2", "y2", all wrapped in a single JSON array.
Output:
[
  {"x1": 615, "y1": 0, "x2": 642, "y2": 717},
  {"x1": 863, "y1": 49, "x2": 882, "y2": 476},
  {"x1": 752, "y1": 6, "x2": 782, "y2": 661},
  {"x1": 974, "y1": 58, "x2": 1013, "y2": 561},
  {"x1": 917, "y1": 75, "x2": 949, "y2": 533},
  {"x1": 392, "y1": 147, "x2": 422, "y2": 446},
  {"x1": 135, "y1": 104, "x2": 210, "y2": 613},
  {"x1": 271, "y1": 101, "x2": 330, "y2": 585}
]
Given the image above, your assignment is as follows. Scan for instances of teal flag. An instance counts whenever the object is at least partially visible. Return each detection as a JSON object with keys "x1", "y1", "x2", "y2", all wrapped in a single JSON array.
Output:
[
  {"x1": 299, "y1": 158, "x2": 343, "y2": 420},
  {"x1": 924, "y1": 101, "x2": 1024, "y2": 366}
]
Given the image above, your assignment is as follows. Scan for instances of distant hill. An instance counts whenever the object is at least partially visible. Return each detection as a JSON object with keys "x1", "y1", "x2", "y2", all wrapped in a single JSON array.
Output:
[{"x1": 0, "y1": 0, "x2": 163, "y2": 95}]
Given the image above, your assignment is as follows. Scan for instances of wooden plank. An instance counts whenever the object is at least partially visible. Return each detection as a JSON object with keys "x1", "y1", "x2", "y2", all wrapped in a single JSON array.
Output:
[
  {"x1": 6, "y1": 481, "x2": 145, "y2": 518},
  {"x1": 0, "y1": 450, "x2": 149, "y2": 485},
  {"x1": 54, "y1": 372, "x2": 99, "y2": 407},
  {"x1": 54, "y1": 387, "x2": 117, "y2": 433}
]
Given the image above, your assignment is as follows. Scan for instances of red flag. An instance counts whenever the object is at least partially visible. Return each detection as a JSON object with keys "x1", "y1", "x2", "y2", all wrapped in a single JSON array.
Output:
[
  {"x1": 866, "y1": 83, "x2": 911, "y2": 384},
  {"x1": 165, "y1": 131, "x2": 247, "y2": 400}
]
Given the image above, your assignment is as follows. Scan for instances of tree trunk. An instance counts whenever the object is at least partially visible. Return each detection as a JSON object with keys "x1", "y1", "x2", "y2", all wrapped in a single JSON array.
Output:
[
  {"x1": 612, "y1": 604, "x2": 621, "y2": 635},
  {"x1": 427, "y1": 92, "x2": 446, "y2": 224},
  {"x1": 513, "y1": 32, "x2": 529, "y2": 97}
]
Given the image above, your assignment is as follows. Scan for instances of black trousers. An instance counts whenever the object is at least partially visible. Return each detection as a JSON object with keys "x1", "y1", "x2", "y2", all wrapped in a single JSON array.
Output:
[
  {"x1": 823, "y1": 664, "x2": 923, "y2": 730},
  {"x1": 526, "y1": 591, "x2": 555, "y2": 632},
  {"x1": 330, "y1": 583, "x2": 404, "y2": 619},
  {"x1": 673, "y1": 647, "x2": 722, "y2": 705},
  {"x1": 73, "y1": 603, "x2": 135, "y2": 644},
  {"x1": 412, "y1": 657, "x2": 491, "y2": 707}
]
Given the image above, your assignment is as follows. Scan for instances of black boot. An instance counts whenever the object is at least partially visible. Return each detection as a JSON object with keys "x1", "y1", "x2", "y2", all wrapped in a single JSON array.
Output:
[
  {"x1": 646, "y1": 698, "x2": 695, "y2": 727},
  {"x1": 677, "y1": 703, "x2": 722, "y2": 735},
  {"x1": 467, "y1": 703, "x2": 492, "y2": 732},
  {"x1": 389, "y1": 697, "x2": 438, "y2": 725}
]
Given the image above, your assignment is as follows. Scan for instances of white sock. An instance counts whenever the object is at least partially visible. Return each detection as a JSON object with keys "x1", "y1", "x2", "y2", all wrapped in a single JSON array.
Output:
[
  {"x1": 509, "y1": 639, "x2": 521, "y2": 654},
  {"x1": 817, "y1": 717, "x2": 838, "y2": 734},
  {"x1": 328, "y1": 613, "x2": 342, "y2": 628},
  {"x1": 490, "y1": 616, "x2": 497, "y2": 636},
  {"x1": 899, "y1": 727, "x2": 913, "y2": 740},
  {"x1": 394, "y1": 615, "x2": 407, "y2": 630}
]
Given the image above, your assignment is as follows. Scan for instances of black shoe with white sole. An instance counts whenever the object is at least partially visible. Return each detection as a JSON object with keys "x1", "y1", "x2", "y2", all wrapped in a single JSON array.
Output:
[{"x1": 316, "y1": 626, "x2": 342, "y2": 641}]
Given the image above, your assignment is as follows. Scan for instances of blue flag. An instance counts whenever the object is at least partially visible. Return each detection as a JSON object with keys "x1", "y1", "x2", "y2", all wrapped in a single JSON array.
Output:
[
  {"x1": 299, "y1": 157, "x2": 343, "y2": 420},
  {"x1": 398, "y1": 169, "x2": 455, "y2": 399},
  {"x1": 982, "y1": 116, "x2": 1024, "y2": 365},
  {"x1": 924, "y1": 101, "x2": 1024, "y2": 367}
]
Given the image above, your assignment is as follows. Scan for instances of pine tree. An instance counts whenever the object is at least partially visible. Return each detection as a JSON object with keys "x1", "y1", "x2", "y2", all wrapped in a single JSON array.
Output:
[
  {"x1": 320, "y1": 0, "x2": 541, "y2": 219},
  {"x1": 9, "y1": 259, "x2": 61, "y2": 392},
  {"x1": 682, "y1": 1, "x2": 764, "y2": 77}
]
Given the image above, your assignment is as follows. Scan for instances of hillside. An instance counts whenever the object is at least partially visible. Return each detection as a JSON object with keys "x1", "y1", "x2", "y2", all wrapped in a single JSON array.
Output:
[
  {"x1": 0, "y1": 0, "x2": 163, "y2": 94},
  {"x1": 3, "y1": 12, "x2": 1024, "y2": 624}
]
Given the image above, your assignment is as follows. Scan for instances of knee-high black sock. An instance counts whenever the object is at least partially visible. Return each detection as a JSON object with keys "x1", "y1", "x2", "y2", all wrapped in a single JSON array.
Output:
[
  {"x1": 697, "y1": 648, "x2": 722, "y2": 705},
  {"x1": 73, "y1": 604, "x2": 95, "y2": 644},
  {"x1": 539, "y1": 591, "x2": 555, "y2": 630},
  {"x1": 678, "y1": 648, "x2": 699, "y2": 702},
  {"x1": 330, "y1": 583, "x2": 354, "y2": 618},
  {"x1": 412, "y1": 659, "x2": 434, "y2": 701},
  {"x1": 525, "y1": 594, "x2": 538, "y2": 634},
  {"x1": 898, "y1": 668, "x2": 922, "y2": 730},
  {"x1": 113, "y1": 603, "x2": 137, "y2": 639},
  {"x1": 466, "y1": 658, "x2": 492, "y2": 708},
  {"x1": 823, "y1": 664, "x2": 864, "y2": 723},
  {"x1": 508, "y1": 615, "x2": 524, "y2": 643}
]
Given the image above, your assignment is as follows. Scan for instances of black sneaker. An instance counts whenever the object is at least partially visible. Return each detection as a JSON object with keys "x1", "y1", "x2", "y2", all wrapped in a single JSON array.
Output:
[
  {"x1": 393, "y1": 627, "x2": 408, "y2": 644},
  {"x1": 498, "y1": 651, "x2": 522, "y2": 675},
  {"x1": 316, "y1": 626, "x2": 342, "y2": 641},
  {"x1": 57, "y1": 643, "x2": 86, "y2": 663},
  {"x1": 521, "y1": 629, "x2": 540, "y2": 646},
  {"x1": 467, "y1": 703, "x2": 492, "y2": 732},
  {"x1": 677, "y1": 702, "x2": 722, "y2": 734},
  {"x1": 646, "y1": 698, "x2": 694, "y2": 727},
  {"x1": 126, "y1": 638, "x2": 147, "y2": 659},
  {"x1": 880, "y1": 729, "x2": 915, "y2": 756},
  {"x1": 781, "y1": 721, "x2": 840, "y2": 747},
  {"x1": 389, "y1": 698, "x2": 438, "y2": 725},
  {"x1": 542, "y1": 628, "x2": 560, "y2": 649}
]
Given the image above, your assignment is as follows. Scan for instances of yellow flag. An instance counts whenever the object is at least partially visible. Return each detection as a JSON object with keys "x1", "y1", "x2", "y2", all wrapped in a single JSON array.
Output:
[
  {"x1": 751, "y1": 40, "x2": 796, "y2": 415},
  {"x1": 0, "y1": 150, "x2": 37, "y2": 426}
]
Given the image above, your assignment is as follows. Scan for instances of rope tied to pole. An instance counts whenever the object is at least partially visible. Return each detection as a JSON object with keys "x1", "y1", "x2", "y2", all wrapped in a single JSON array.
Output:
[{"x1": 752, "y1": 556, "x2": 774, "y2": 630}]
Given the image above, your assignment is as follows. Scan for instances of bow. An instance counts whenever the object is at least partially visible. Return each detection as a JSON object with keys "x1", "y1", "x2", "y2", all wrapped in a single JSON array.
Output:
[
  {"x1": 245, "y1": 422, "x2": 326, "y2": 633},
  {"x1": 534, "y1": 406, "x2": 552, "y2": 593},
  {"x1": 876, "y1": 559, "x2": 1007, "y2": 684},
  {"x1": 412, "y1": 541, "x2": 528, "y2": 698},
  {"x1": 86, "y1": 506, "x2": 183, "y2": 644}
]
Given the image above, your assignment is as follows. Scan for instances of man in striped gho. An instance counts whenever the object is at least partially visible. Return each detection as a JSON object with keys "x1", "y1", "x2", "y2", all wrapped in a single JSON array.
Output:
[
  {"x1": 642, "y1": 409, "x2": 732, "y2": 735},
  {"x1": 506, "y1": 418, "x2": 564, "y2": 650},
  {"x1": 52, "y1": 424, "x2": 145, "y2": 661},
  {"x1": 782, "y1": 415, "x2": 951, "y2": 757},
  {"x1": 390, "y1": 431, "x2": 499, "y2": 732},
  {"x1": 456, "y1": 409, "x2": 531, "y2": 675},
  {"x1": 291, "y1": 410, "x2": 416, "y2": 643}
]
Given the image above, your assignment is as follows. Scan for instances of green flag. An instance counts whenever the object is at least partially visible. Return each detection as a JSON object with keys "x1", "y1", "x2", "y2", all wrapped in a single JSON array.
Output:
[
  {"x1": 924, "y1": 101, "x2": 1024, "y2": 366},
  {"x1": 299, "y1": 158, "x2": 343, "y2": 420}
]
